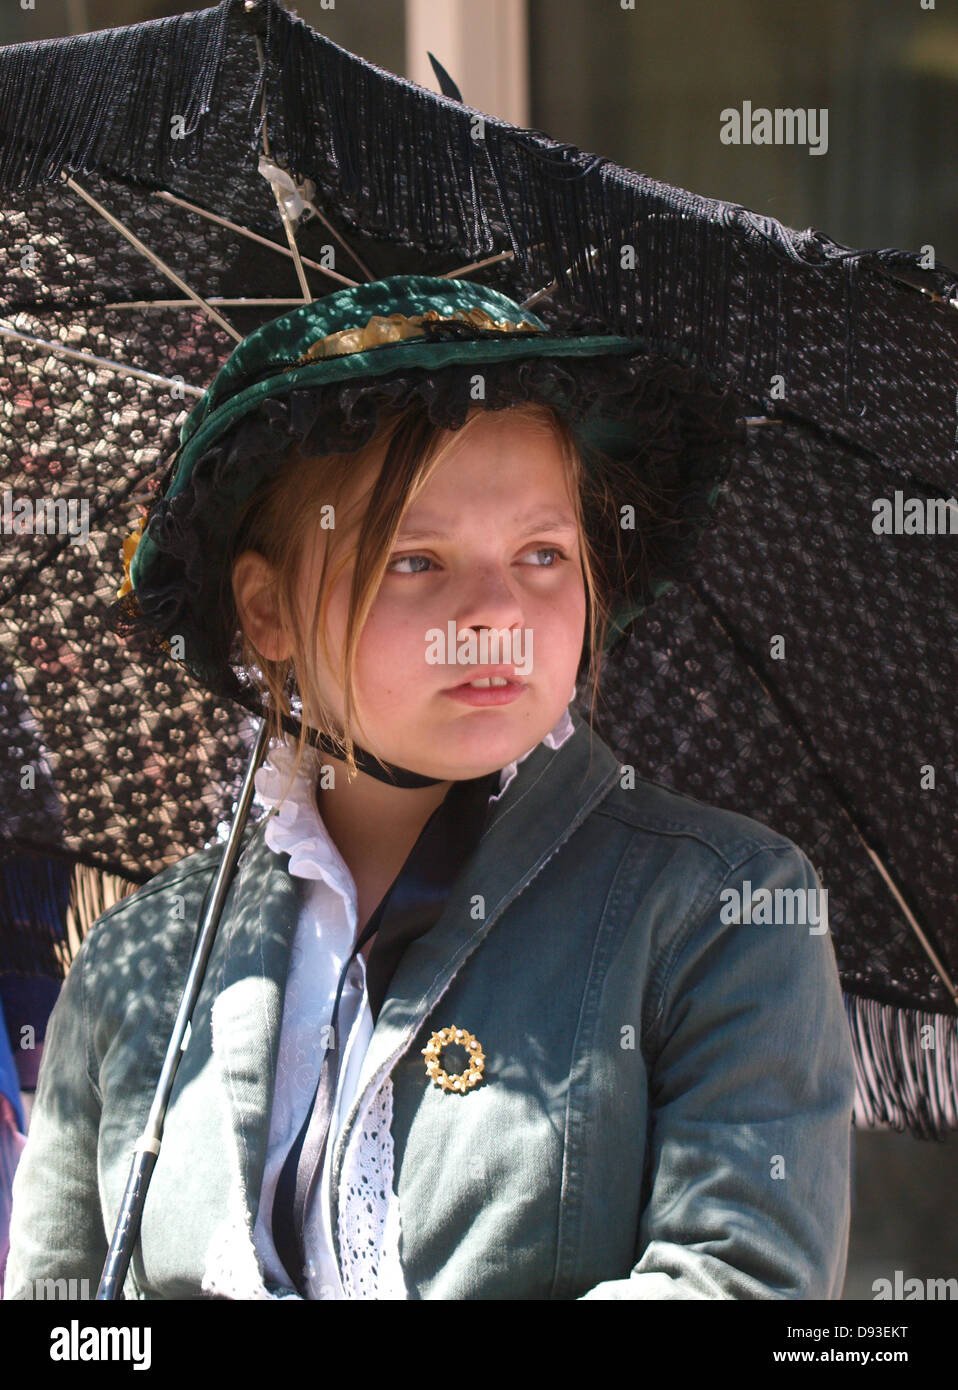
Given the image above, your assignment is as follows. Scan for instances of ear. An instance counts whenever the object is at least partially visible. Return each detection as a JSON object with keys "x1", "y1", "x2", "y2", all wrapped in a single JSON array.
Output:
[{"x1": 231, "y1": 549, "x2": 295, "y2": 663}]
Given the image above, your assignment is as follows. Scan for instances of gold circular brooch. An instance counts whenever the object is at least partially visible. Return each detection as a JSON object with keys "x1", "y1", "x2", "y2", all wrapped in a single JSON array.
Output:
[{"x1": 421, "y1": 1026, "x2": 485, "y2": 1094}]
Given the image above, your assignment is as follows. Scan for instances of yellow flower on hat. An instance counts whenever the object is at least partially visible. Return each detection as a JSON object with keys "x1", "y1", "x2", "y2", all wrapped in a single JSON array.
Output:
[{"x1": 116, "y1": 513, "x2": 147, "y2": 600}]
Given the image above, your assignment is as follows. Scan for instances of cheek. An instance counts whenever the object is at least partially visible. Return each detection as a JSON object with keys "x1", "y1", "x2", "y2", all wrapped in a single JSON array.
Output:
[
  {"x1": 537, "y1": 568, "x2": 587, "y2": 629},
  {"x1": 354, "y1": 598, "x2": 431, "y2": 688}
]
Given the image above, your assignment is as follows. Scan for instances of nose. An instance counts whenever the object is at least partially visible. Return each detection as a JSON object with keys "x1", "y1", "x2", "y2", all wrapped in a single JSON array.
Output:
[{"x1": 452, "y1": 562, "x2": 526, "y2": 639}]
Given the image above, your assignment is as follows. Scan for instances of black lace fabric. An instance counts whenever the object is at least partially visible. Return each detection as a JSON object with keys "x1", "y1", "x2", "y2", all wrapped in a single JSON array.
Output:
[{"x1": 1, "y1": 0, "x2": 955, "y2": 1135}]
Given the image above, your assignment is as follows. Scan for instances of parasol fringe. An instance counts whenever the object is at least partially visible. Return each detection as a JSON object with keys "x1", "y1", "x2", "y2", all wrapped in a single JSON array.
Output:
[
  {"x1": 0, "y1": 0, "x2": 952, "y2": 427},
  {"x1": 281, "y1": 21, "x2": 821, "y2": 410},
  {"x1": 0, "y1": 1, "x2": 232, "y2": 191},
  {"x1": 266, "y1": 4, "x2": 955, "y2": 423},
  {"x1": 0, "y1": 852, "x2": 138, "y2": 979},
  {"x1": 845, "y1": 993, "x2": 958, "y2": 1140},
  {"x1": 64, "y1": 861, "x2": 141, "y2": 966}
]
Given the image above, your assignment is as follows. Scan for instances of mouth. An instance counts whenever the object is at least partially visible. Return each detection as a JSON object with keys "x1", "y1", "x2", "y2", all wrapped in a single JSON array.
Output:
[
  {"x1": 442, "y1": 674, "x2": 527, "y2": 705},
  {"x1": 451, "y1": 675, "x2": 513, "y2": 690},
  {"x1": 443, "y1": 669, "x2": 523, "y2": 691}
]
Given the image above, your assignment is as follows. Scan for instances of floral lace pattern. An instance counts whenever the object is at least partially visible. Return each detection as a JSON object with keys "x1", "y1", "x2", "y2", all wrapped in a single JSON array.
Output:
[{"x1": 337, "y1": 1075, "x2": 406, "y2": 1299}]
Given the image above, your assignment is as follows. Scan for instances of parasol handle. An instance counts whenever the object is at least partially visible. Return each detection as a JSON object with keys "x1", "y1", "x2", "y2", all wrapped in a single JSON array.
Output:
[{"x1": 96, "y1": 715, "x2": 272, "y2": 1299}]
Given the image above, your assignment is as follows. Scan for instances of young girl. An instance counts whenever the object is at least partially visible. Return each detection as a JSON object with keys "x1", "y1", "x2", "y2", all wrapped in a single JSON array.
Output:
[{"x1": 4, "y1": 275, "x2": 857, "y2": 1300}]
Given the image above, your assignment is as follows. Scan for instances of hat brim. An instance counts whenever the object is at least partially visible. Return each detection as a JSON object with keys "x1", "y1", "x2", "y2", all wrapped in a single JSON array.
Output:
[{"x1": 130, "y1": 331, "x2": 656, "y2": 590}]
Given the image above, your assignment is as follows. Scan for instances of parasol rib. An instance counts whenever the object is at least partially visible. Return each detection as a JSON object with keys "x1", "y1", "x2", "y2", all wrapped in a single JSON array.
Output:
[
  {"x1": 0, "y1": 322, "x2": 204, "y2": 396},
  {"x1": 861, "y1": 847, "x2": 957, "y2": 1006},
  {"x1": 690, "y1": 578, "x2": 958, "y2": 1009},
  {"x1": 62, "y1": 173, "x2": 243, "y2": 341},
  {"x1": 106, "y1": 298, "x2": 338, "y2": 310},
  {"x1": 299, "y1": 193, "x2": 378, "y2": 285},
  {"x1": 153, "y1": 189, "x2": 359, "y2": 288},
  {"x1": 119, "y1": 216, "x2": 516, "y2": 297},
  {"x1": 441, "y1": 250, "x2": 517, "y2": 277}
]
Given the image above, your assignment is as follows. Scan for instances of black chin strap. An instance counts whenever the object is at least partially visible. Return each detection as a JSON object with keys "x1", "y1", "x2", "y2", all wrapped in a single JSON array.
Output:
[{"x1": 277, "y1": 709, "x2": 444, "y2": 787}]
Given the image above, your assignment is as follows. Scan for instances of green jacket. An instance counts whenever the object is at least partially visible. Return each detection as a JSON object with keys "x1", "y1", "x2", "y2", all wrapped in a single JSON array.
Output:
[{"x1": 4, "y1": 708, "x2": 856, "y2": 1299}]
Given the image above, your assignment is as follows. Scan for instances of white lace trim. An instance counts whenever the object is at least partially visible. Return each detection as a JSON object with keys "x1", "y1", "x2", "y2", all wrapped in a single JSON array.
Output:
[
  {"x1": 253, "y1": 747, "x2": 357, "y2": 905},
  {"x1": 337, "y1": 1074, "x2": 407, "y2": 1299}
]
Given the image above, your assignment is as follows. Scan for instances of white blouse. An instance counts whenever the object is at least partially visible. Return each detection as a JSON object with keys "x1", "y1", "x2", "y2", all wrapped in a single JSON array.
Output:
[{"x1": 249, "y1": 697, "x2": 576, "y2": 1300}]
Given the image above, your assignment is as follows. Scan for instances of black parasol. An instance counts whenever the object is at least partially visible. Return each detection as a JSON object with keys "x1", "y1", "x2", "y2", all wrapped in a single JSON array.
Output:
[{"x1": 0, "y1": 0, "x2": 955, "y2": 1146}]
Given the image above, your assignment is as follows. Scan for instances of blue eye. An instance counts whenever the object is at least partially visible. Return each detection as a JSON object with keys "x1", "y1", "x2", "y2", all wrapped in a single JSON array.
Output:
[
  {"x1": 525, "y1": 546, "x2": 566, "y2": 567},
  {"x1": 387, "y1": 546, "x2": 568, "y2": 574},
  {"x1": 388, "y1": 554, "x2": 434, "y2": 574}
]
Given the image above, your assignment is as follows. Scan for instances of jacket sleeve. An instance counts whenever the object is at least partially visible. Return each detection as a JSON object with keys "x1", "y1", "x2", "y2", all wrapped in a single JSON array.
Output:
[
  {"x1": 2, "y1": 932, "x2": 108, "y2": 1299},
  {"x1": 577, "y1": 843, "x2": 857, "y2": 1300}
]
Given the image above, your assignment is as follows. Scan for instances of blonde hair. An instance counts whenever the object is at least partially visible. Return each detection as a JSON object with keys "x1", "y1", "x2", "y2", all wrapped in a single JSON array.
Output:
[{"x1": 229, "y1": 399, "x2": 635, "y2": 799}]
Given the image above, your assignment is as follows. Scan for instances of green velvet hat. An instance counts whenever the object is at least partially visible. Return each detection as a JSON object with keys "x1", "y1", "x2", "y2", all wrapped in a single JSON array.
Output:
[
  {"x1": 125, "y1": 274, "x2": 641, "y2": 596},
  {"x1": 116, "y1": 272, "x2": 738, "y2": 716}
]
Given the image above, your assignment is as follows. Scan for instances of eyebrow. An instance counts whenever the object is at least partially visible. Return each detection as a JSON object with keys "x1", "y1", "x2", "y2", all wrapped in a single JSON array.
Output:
[{"x1": 395, "y1": 509, "x2": 579, "y2": 542}]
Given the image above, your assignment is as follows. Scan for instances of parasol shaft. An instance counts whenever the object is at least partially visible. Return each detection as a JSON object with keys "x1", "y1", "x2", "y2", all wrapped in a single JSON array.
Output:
[{"x1": 96, "y1": 716, "x2": 272, "y2": 1299}]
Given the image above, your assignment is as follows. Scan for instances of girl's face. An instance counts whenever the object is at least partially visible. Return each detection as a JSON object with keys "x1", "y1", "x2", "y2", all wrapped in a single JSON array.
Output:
[{"x1": 299, "y1": 409, "x2": 588, "y2": 781}]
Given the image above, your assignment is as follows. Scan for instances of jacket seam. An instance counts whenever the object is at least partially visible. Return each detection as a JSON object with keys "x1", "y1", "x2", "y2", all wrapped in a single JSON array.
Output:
[
  {"x1": 487, "y1": 740, "x2": 574, "y2": 829},
  {"x1": 220, "y1": 897, "x2": 253, "y2": 1234},
  {"x1": 82, "y1": 859, "x2": 223, "y2": 943},
  {"x1": 490, "y1": 719, "x2": 615, "y2": 832},
  {"x1": 78, "y1": 924, "x2": 102, "y2": 1107},
  {"x1": 594, "y1": 802, "x2": 786, "y2": 873},
  {"x1": 83, "y1": 823, "x2": 265, "y2": 936},
  {"x1": 549, "y1": 830, "x2": 634, "y2": 1298}
]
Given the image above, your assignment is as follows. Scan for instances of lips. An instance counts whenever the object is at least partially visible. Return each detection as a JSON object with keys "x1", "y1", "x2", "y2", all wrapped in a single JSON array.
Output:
[
  {"x1": 444, "y1": 668, "x2": 520, "y2": 691},
  {"x1": 442, "y1": 673, "x2": 527, "y2": 706}
]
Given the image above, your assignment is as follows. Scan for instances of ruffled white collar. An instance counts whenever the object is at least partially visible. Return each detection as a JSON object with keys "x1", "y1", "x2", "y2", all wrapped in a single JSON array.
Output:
[{"x1": 253, "y1": 694, "x2": 577, "y2": 886}]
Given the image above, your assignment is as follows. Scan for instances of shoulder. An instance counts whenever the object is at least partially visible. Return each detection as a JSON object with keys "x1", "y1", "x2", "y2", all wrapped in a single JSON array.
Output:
[
  {"x1": 593, "y1": 771, "x2": 813, "y2": 879},
  {"x1": 585, "y1": 776, "x2": 834, "y2": 1047},
  {"x1": 75, "y1": 819, "x2": 265, "y2": 985}
]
